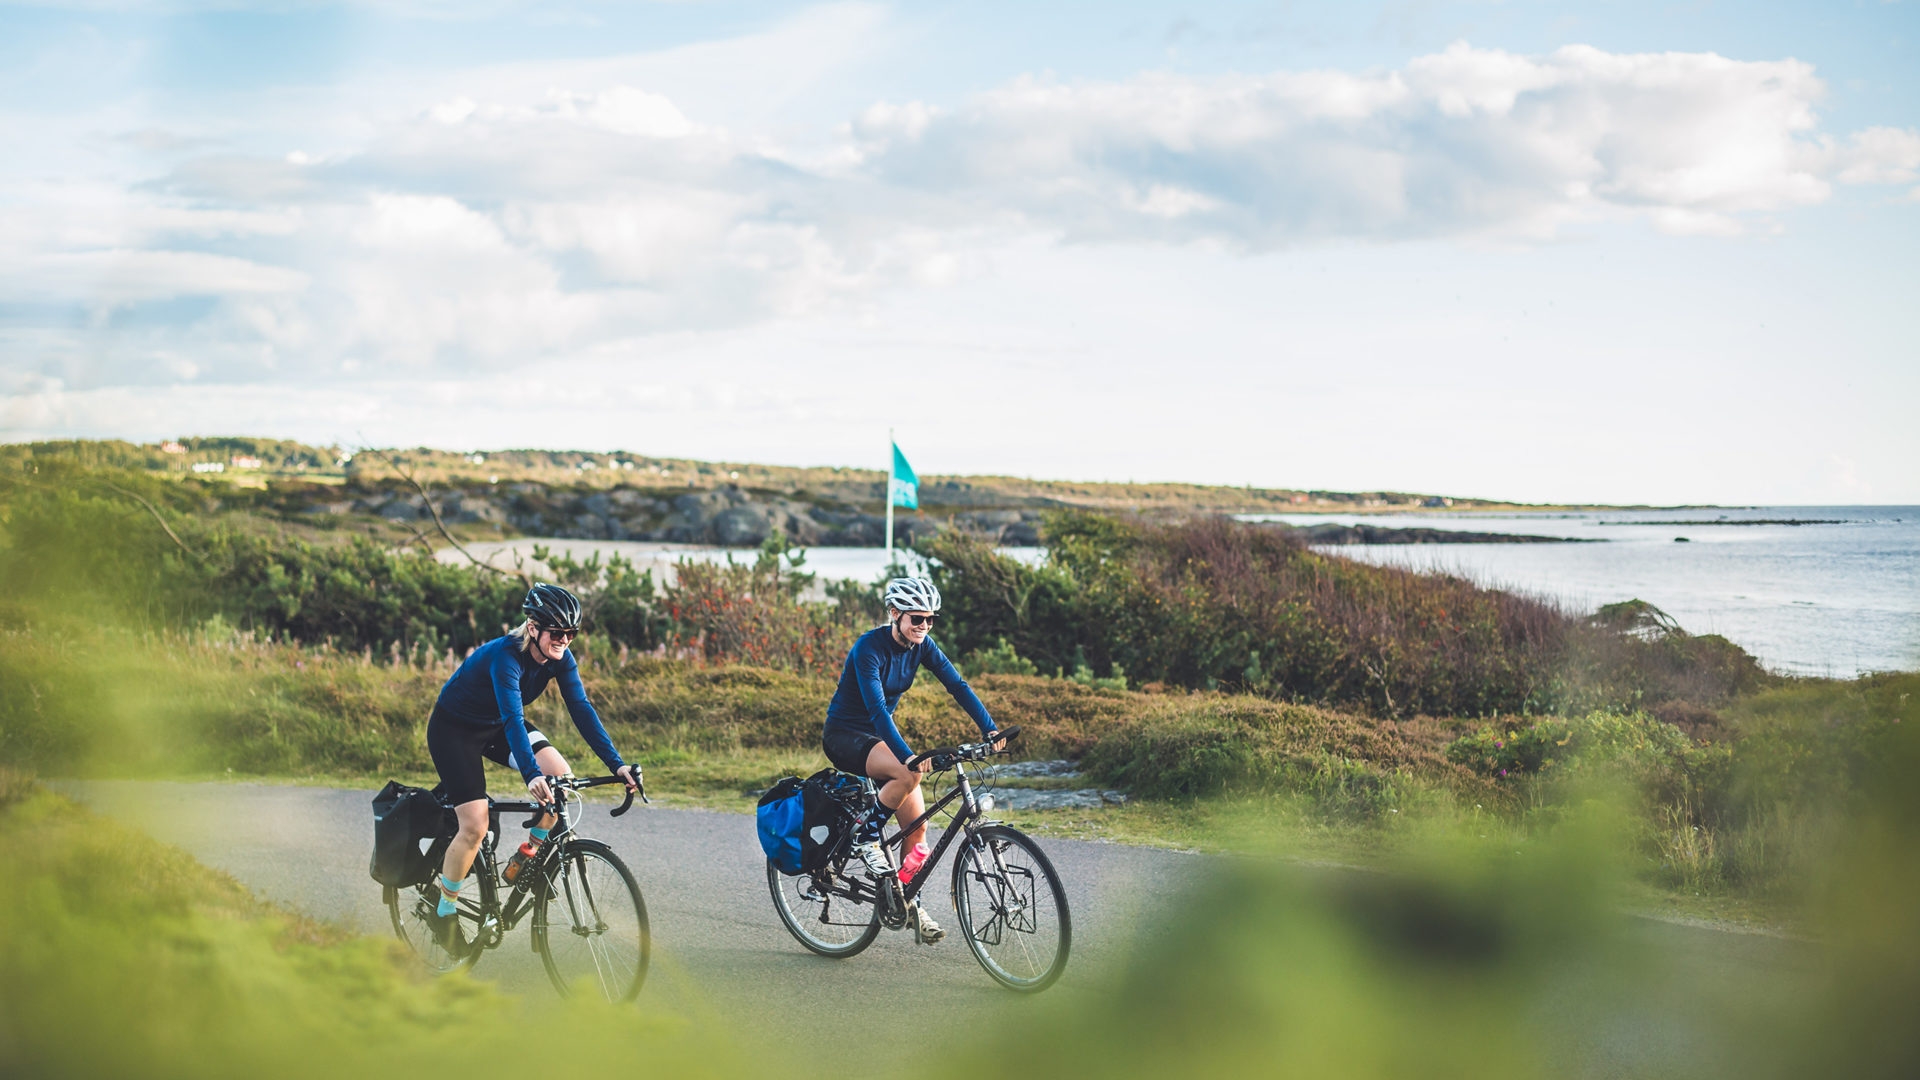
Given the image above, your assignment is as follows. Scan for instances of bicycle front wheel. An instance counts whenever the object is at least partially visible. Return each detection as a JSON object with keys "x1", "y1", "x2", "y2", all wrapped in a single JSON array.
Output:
[
  {"x1": 951, "y1": 825, "x2": 1071, "y2": 992},
  {"x1": 533, "y1": 839, "x2": 650, "y2": 1002},
  {"x1": 768, "y1": 860, "x2": 882, "y2": 958}
]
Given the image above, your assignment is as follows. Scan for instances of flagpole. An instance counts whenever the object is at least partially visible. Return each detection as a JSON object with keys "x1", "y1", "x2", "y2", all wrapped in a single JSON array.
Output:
[{"x1": 884, "y1": 428, "x2": 895, "y2": 570}]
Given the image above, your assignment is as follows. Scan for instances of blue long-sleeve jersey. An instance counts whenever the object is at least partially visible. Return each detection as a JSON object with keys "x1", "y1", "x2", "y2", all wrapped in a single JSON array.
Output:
[
  {"x1": 824, "y1": 625, "x2": 996, "y2": 762},
  {"x1": 434, "y1": 635, "x2": 624, "y2": 783}
]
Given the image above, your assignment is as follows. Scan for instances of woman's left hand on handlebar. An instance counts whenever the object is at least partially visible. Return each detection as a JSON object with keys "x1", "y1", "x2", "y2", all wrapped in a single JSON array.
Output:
[
  {"x1": 617, "y1": 764, "x2": 642, "y2": 793},
  {"x1": 987, "y1": 729, "x2": 1008, "y2": 753},
  {"x1": 527, "y1": 774, "x2": 554, "y2": 803}
]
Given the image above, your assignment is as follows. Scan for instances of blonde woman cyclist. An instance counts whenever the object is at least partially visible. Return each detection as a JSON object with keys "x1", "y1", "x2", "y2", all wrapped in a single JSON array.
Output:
[
  {"x1": 821, "y1": 577, "x2": 1003, "y2": 944},
  {"x1": 423, "y1": 583, "x2": 641, "y2": 949}
]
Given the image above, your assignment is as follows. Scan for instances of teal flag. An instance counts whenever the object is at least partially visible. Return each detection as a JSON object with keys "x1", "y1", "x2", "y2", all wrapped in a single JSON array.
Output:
[{"x1": 889, "y1": 442, "x2": 919, "y2": 509}]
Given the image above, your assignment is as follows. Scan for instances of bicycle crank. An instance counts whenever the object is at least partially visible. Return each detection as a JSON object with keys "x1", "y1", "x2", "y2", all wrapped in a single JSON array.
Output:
[{"x1": 879, "y1": 874, "x2": 909, "y2": 931}]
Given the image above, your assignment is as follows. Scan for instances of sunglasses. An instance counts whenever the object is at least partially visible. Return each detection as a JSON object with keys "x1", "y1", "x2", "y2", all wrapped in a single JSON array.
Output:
[
  {"x1": 901, "y1": 613, "x2": 940, "y2": 627},
  {"x1": 539, "y1": 626, "x2": 580, "y2": 642}
]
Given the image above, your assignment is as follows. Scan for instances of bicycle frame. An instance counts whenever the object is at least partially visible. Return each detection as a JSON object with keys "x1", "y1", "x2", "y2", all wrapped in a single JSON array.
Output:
[
  {"x1": 444, "y1": 776, "x2": 637, "y2": 950},
  {"x1": 879, "y1": 760, "x2": 993, "y2": 904}
]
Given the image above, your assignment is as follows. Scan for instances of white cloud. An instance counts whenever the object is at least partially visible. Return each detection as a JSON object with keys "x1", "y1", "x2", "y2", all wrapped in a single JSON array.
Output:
[
  {"x1": 1833, "y1": 126, "x2": 1920, "y2": 185},
  {"x1": 863, "y1": 43, "x2": 1878, "y2": 245},
  {"x1": 5, "y1": 37, "x2": 1917, "y2": 404}
]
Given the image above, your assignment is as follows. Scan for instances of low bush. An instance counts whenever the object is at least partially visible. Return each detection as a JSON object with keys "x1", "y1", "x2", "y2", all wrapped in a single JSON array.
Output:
[{"x1": 1081, "y1": 696, "x2": 1463, "y2": 813}]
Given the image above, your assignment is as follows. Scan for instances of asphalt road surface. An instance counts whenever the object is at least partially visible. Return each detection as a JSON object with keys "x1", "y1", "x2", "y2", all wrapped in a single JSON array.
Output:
[
  {"x1": 64, "y1": 782, "x2": 1193, "y2": 1042},
  {"x1": 64, "y1": 781, "x2": 1825, "y2": 1075}
]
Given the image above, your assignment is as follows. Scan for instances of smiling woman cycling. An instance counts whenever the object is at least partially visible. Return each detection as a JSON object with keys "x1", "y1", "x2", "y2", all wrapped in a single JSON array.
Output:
[
  {"x1": 822, "y1": 576, "x2": 1002, "y2": 944},
  {"x1": 424, "y1": 583, "x2": 641, "y2": 949}
]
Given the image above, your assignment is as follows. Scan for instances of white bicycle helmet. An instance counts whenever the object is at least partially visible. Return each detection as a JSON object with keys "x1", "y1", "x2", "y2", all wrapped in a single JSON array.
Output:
[{"x1": 883, "y1": 577, "x2": 942, "y2": 614}]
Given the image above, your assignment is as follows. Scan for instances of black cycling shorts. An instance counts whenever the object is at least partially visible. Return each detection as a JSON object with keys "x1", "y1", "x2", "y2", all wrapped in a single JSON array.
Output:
[
  {"x1": 822, "y1": 726, "x2": 887, "y2": 775},
  {"x1": 425, "y1": 707, "x2": 554, "y2": 806}
]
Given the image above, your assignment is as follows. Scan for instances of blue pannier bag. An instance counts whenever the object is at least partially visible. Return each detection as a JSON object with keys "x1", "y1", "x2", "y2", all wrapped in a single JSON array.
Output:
[{"x1": 757, "y1": 776, "x2": 807, "y2": 875}]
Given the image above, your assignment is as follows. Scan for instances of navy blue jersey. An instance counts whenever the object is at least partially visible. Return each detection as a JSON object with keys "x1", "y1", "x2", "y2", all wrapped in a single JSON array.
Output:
[
  {"x1": 824, "y1": 625, "x2": 995, "y2": 762},
  {"x1": 434, "y1": 635, "x2": 623, "y2": 782}
]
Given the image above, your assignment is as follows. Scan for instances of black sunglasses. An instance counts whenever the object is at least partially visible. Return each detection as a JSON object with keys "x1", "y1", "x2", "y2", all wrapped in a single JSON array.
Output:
[
  {"x1": 539, "y1": 626, "x2": 580, "y2": 641},
  {"x1": 901, "y1": 613, "x2": 940, "y2": 627}
]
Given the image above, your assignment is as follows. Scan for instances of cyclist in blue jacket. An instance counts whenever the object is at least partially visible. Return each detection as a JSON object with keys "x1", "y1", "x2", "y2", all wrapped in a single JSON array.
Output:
[
  {"x1": 824, "y1": 577, "x2": 1003, "y2": 942},
  {"x1": 424, "y1": 583, "x2": 641, "y2": 949}
]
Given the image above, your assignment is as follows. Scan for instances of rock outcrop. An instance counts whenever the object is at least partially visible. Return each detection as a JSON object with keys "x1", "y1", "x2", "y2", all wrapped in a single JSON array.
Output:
[{"x1": 312, "y1": 482, "x2": 1045, "y2": 547}]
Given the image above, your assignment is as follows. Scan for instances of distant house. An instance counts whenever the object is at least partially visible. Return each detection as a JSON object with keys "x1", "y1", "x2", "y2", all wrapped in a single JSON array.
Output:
[
  {"x1": 1422, "y1": 496, "x2": 1454, "y2": 508},
  {"x1": 230, "y1": 456, "x2": 263, "y2": 470},
  {"x1": 160, "y1": 441, "x2": 186, "y2": 455},
  {"x1": 1290, "y1": 493, "x2": 1310, "y2": 504},
  {"x1": 191, "y1": 462, "x2": 225, "y2": 474}
]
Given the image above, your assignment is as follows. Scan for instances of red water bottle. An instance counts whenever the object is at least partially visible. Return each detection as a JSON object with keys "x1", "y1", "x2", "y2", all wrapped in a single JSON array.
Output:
[{"x1": 503, "y1": 839, "x2": 542, "y2": 885}]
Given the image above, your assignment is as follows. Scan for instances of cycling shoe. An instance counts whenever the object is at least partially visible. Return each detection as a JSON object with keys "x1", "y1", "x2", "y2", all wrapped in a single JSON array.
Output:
[
  {"x1": 908, "y1": 902, "x2": 946, "y2": 945},
  {"x1": 852, "y1": 839, "x2": 894, "y2": 877}
]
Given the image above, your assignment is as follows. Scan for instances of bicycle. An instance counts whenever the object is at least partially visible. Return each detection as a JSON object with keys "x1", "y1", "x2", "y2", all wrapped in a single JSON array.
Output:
[
  {"x1": 766, "y1": 725, "x2": 1072, "y2": 992},
  {"x1": 385, "y1": 772, "x2": 652, "y2": 1002}
]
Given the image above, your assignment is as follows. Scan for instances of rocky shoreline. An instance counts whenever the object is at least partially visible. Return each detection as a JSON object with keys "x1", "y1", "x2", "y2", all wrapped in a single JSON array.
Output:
[
  {"x1": 1291, "y1": 523, "x2": 1593, "y2": 545},
  {"x1": 307, "y1": 482, "x2": 1046, "y2": 547},
  {"x1": 297, "y1": 480, "x2": 1604, "y2": 550}
]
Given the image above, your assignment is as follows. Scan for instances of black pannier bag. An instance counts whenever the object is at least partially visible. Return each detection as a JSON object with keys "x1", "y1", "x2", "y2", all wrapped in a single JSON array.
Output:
[
  {"x1": 797, "y1": 769, "x2": 870, "y2": 874},
  {"x1": 370, "y1": 780, "x2": 455, "y2": 887}
]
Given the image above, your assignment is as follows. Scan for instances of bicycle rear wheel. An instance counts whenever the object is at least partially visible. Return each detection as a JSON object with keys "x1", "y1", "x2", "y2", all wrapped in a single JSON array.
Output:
[
  {"x1": 951, "y1": 825, "x2": 1071, "y2": 992},
  {"x1": 533, "y1": 839, "x2": 650, "y2": 1002},
  {"x1": 768, "y1": 860, "x2": 882, "y2": 958},
  {"x1": 386, "y1": 877, "x2": 481, "y2": 974}
]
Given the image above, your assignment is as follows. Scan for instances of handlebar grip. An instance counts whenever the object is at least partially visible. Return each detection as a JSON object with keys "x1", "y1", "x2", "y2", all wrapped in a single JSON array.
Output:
[
  {"x1": 610, "y1": 785, "x2": 635, "y2": 817},
  {"x1": 994, "y1": 725, "x2": 1022, "y2": 743}
]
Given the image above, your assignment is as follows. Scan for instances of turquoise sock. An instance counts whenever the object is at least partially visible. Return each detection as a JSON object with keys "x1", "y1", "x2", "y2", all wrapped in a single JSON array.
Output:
[
  {"x1": 529, "y1": 826, "x2": 550, "y2": 843},
  {"x1": 436, "y1": 874, "x2": 463, "y2": 917}
]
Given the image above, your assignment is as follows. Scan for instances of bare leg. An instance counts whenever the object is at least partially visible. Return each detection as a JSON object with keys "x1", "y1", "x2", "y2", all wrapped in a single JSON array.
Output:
[
  {"x1": 442, "y1": 799, "x2": 490, "y2": 883},
  {"x1": 864, "y1": 741, "x2": 928, "y2": 849}
]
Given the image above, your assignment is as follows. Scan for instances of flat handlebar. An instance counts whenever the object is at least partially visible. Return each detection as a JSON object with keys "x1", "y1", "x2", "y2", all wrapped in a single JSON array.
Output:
[{"x1": 905, "y1": 725, "x2": 1022, "y2": 772}]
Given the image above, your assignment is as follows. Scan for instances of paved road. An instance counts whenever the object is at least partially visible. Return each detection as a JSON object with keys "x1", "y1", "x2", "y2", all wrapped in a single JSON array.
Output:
[
  {"x1": 65, "y1": 781, "x2": 1193, "y2": 1047},
  {"x1": 64, "y1": 781, "x2": 1825, "y2": 1074}
]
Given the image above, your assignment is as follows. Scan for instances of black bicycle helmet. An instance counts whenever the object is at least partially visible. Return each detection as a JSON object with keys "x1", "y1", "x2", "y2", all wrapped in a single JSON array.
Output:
[{"x1": 522, "y1": 583, "x2": 583, "y2": 631}]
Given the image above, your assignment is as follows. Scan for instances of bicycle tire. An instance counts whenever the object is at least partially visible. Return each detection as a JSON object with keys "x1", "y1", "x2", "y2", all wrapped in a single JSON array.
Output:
[
  {"x1": 533, "y1": 839, "x2": 651, "y2": 1002},
  {"x1": 385, "y1": 879, "x2": 482, "y2": 974},
  {"x1": 768, "y1": 859, "x2": 882, "y2": 958},
  {"x1": 951, "y1": 825, "x2": 1071, "y2": 992}
]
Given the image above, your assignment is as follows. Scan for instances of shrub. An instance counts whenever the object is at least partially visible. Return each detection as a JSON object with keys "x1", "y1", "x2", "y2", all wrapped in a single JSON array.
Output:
[{"x1": 922, "y1": 514, "x2": 1771, "y2": 718}]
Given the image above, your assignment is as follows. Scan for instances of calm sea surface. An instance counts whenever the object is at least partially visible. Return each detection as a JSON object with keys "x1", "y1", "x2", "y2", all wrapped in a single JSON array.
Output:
[{"x1": 1242, "y1": 507, "x2": 1919, "y2": 677}]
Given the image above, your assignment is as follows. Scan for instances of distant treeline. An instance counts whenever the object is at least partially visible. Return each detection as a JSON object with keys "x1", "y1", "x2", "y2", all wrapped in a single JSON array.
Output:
[{"x1": 1, "y1": 461, "x2": 1765, "y2": 719}]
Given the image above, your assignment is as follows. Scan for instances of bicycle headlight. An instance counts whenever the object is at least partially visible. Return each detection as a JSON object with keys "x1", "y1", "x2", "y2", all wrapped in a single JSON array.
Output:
[{"x1": 978, "y1": 794, "x2": 996, "y2": 814}]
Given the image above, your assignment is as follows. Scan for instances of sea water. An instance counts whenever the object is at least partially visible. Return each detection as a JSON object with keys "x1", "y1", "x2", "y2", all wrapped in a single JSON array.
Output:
[{"x1": 1241, "y1": 507, "x2": 1918, "y2": 677}]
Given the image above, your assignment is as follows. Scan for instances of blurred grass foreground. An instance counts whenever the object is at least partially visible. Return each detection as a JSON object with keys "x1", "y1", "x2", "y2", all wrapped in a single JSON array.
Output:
[{"x1": 5, "y1": 756, "x2": 1920, "y2": 1078}]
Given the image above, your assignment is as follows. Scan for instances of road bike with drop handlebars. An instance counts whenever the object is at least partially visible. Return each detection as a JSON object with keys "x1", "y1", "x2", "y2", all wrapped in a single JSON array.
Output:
[{"x1": 384, "y1": 771, "x2": 651, "y2": 1002}]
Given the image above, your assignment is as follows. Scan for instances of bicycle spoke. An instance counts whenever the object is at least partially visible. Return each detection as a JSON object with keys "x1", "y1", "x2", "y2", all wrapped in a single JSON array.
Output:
[
  {"x1": 953, "y1": 826, "x2": 1071, "y2": 992},
  {"x1": 768, "y1": 859, "x2": 882, "y2": 957},
  {"x1": 534, "y1": 842, "x2": 649, "y2": 1002}
]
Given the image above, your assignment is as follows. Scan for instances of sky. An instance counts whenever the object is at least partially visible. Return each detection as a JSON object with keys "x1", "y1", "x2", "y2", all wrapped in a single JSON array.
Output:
[{"x1": 1, "y1": 1, "x2": 1916, "y2": 505}]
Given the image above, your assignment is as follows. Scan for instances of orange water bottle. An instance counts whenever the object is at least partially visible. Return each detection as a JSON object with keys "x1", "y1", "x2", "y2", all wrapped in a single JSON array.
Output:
[{"x1": 503, "y1": 839, "x2": 542, "y2": 885}]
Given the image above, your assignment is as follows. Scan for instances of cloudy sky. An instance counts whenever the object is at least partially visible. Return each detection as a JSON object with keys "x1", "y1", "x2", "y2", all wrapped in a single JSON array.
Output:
[{"x1": 3, "y1": 1, "x2": 1916, "y2": 504}]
